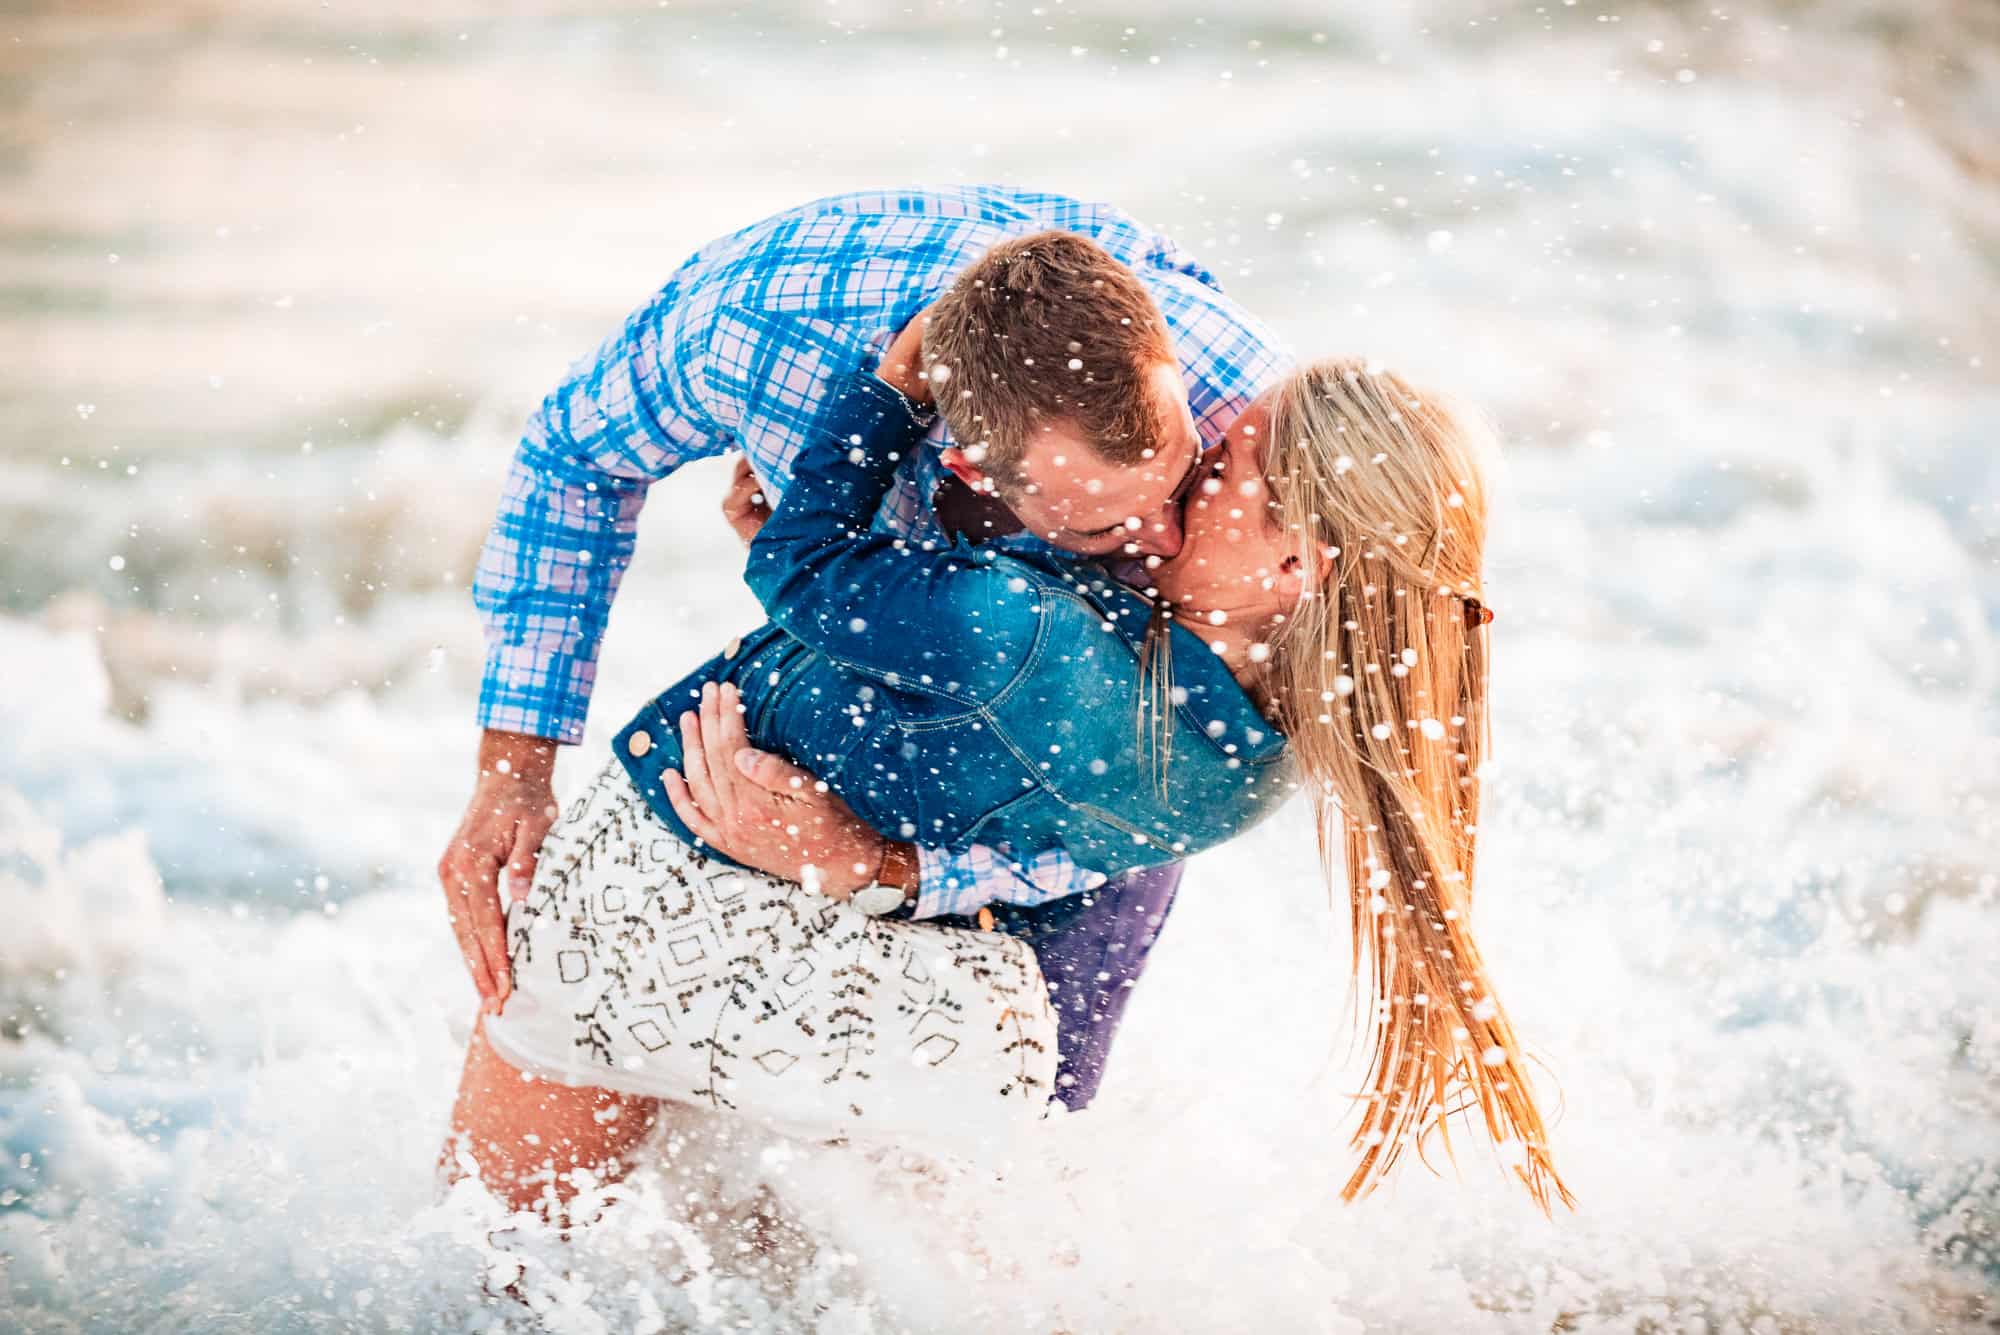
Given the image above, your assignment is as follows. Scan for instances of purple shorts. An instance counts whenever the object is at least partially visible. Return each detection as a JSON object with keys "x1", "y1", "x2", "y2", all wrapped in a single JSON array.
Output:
[{"x1": 930, "y1": 863, "x2": 1184, "y2": 1111}]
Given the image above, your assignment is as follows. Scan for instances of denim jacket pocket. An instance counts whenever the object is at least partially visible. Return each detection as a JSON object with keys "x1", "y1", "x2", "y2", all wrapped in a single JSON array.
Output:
[
  {"x1": 949, "y1": 782, "x2": 1052, "y2": 859},
  {"x1": 958, "y1": 787, "x2": 1177, "y2": 883}
]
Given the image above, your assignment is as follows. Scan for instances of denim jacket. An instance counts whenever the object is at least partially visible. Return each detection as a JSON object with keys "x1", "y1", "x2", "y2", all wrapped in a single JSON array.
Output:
[{"x1": 614, "y1": 373, "x2": 1294, "y2": 895}]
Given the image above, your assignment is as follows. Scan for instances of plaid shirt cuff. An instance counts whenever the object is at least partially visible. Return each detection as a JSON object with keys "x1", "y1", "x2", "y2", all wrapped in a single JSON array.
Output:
[
  {"x1": 912, "y1": 845, "x2": 990, "y2": 920},
  {"x1": 475, "y1": 642, "x2": 596, "y2": 744},
  {"x1": 910, "y1": 844, "x2": 1109, "y2": 921}
]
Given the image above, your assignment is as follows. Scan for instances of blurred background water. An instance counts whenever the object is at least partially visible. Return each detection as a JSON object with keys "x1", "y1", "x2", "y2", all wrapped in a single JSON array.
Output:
[{"x1": 2, "y1": 1, "x2": 1996, "y2": 1330}]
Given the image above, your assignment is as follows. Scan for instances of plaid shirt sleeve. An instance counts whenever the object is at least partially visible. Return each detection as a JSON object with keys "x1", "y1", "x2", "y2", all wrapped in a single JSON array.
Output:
[
  {"x1": 1148, "y1": 268, "x2": 1295, "y2": 448},
  {"x1": 472, "y1": 302, "x2": 727, "y2": 743},
  {"x1": 911, "y1": 845, "x2": 1112, "y2": 921}
]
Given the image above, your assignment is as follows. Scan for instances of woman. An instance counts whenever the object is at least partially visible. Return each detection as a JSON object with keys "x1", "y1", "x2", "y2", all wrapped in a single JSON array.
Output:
[{"x1": 449, "y1": 355, "x2": 1571, "y2": 1219}]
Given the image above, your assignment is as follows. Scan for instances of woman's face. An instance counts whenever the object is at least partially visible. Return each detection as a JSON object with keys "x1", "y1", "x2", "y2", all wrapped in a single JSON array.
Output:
[{"x1": 1149, "y1": 391, "x2": 1309, "y2": 618}]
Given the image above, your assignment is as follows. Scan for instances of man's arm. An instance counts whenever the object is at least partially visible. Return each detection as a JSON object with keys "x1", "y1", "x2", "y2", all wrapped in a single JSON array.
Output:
[
  {"x1": 473, "y1": 317, "x2": 726, "y2": 744},
  {"x1": 662, "y1": 682, "x2": 1112, "y2": 919},
  {"x1": 444, "y1": 302, "x2": 731, "y2": 1011},
  {"x1": 663, "y1": 682, "x2": 912, "y2": 900}
]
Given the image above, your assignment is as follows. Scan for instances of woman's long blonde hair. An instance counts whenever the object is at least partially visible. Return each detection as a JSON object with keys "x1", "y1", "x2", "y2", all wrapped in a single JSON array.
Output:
[{"x1": 1263, "y1": 358, "x2": 1573, "y2": 1212}]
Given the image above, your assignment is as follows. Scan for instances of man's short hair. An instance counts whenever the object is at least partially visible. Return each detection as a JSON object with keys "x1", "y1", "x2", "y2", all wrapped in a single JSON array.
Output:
[{"x1": 921, "y1": 230, "x2": 1175, "y2": 482}]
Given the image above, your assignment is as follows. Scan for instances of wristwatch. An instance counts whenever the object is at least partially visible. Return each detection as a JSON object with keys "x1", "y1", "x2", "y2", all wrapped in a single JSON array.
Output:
[
  {"x1": 849, "y1": 883, "x2": 911, "y2": 917},
  {"x1": 848, "y1": 840, "x2": 920, "y2": 916}
]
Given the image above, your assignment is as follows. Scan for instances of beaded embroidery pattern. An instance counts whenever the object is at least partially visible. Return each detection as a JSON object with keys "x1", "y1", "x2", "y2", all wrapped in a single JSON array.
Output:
[{"x1": 495, "y1": 762, "x2": 1058, "y2": 1134}]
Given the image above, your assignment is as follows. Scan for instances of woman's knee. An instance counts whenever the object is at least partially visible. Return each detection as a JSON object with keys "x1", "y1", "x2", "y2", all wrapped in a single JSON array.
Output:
[{"x1": 451, "y1": 1019, "x2": 657, "y2": 1189}]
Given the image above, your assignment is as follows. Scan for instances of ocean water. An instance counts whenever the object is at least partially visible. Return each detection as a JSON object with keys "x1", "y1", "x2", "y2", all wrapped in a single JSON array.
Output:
[{"x1": 3, "y1": 1, "x2": 1997, "y2": 1330}]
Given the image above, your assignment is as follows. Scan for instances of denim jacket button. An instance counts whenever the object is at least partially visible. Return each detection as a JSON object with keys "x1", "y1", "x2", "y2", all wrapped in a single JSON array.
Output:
[{"x1": 627, "y1": 729, "x2": 653, "y2": 758}]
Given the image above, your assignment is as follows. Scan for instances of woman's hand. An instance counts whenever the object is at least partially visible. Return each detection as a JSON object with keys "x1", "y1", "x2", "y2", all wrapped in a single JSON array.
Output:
[
  {"x1": 721, "y1": 455, "x2": 772, "y2": 546},
  {"x1": 664, "y1": 681, "x2": 887, "y2": 898},
  {"x1": 875, "y1": 306, "x2": 935, "y2": 406}
]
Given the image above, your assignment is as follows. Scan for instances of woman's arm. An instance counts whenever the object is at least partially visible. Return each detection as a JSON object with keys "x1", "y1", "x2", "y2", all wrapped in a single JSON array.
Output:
[
  {"x1": 741, "y1": 324, "x2": 1106, "y2": 912},
  {"x1": 743, "y1": 371, "x2": 1039, "y2": 699}
]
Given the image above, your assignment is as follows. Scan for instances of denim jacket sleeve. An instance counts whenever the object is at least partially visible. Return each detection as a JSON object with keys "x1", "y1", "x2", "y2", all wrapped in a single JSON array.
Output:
[{"x1": 744, "y1": 373, "x2": 1041, "y2": 701}]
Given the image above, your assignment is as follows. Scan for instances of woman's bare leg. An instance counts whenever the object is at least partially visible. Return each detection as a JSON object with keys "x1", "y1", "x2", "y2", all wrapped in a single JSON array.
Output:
[{"x1": 441, "y1": 1013, "x2": 661, "y2": 1219}]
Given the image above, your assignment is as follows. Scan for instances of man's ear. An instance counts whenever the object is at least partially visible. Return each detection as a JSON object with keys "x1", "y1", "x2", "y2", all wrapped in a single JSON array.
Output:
[{"x1": 939, "y1": 446, "x2": 990, "y2": 493}]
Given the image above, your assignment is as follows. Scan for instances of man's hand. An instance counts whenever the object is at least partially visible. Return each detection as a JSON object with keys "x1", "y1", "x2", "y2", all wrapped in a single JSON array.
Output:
[
  {"x1": 721, "y1": 455, "x2": 772, "y2": 546},
  {"x1": 876, "y1": 305, "x2": 935, "y2": 406},
  {"x1": 663, "y1": 681, "x2": 888, "y2": 898},
  {"x1": 437, "y1": 730, "x2": 559, "y2": 1012}
]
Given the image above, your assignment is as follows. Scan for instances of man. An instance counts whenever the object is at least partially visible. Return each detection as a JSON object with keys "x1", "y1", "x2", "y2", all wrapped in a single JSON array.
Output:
[{"x1": 441, "y1": 185, "x2": 1288, "y2": 1110}]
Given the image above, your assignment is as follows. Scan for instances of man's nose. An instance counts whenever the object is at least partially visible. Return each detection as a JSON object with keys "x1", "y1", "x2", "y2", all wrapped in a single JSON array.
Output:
[{"x1": 1128, "y1": 507, "x2": 1185, "y2": 559}]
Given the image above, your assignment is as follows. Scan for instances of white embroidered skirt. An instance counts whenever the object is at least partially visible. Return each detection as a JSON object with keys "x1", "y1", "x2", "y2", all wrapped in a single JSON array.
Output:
[{"x1": 484, "y1": 760, "x2": 1059, "y2": 1151}]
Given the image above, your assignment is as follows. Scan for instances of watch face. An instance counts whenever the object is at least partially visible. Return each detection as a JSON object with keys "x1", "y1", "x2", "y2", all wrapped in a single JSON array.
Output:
[{"x1": 849, "y1": 884, "x2": 906, "y2": 917}]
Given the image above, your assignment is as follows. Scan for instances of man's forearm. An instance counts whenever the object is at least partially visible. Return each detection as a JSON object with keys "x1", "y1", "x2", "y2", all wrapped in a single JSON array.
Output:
[{"x1": 477, "y1": 728, "x2": 560, "y2": 785}]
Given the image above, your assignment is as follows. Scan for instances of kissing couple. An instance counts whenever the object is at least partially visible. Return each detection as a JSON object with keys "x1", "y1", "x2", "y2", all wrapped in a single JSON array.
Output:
[{"x1": 436, "y1": 185, "x2": 1571, "y2": 1223}]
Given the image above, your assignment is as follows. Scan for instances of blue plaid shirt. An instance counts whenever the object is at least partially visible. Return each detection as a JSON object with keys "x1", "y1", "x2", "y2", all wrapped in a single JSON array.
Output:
[{"x1": 473, "y1": 185, "x2": 1290, "y2": 916}]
